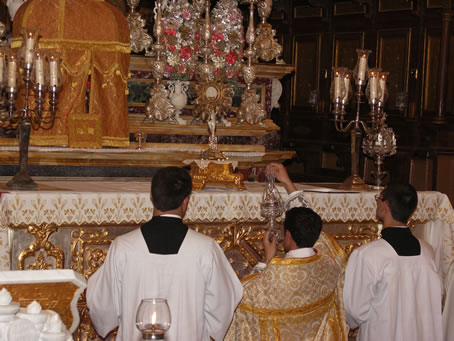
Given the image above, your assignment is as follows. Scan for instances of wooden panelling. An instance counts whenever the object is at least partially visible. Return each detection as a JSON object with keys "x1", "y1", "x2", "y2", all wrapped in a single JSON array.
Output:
[
  {"x1": 447, "y1": 36, "x2": 454, "y2": 114},
  {"x1": 422, "y1": 33, "x2": 454, "y2": 114},
  {"x1": 426, "y1": 0, "x2": 451, "y2": 8},
  {"x1": 294, "y1": 6, "x2": 323, "y2": 19},
  {"x1": 423, "y1": 33, "x2": 440, "y2": 112},
  {"x1": 409, "y1": 159, "x2": 433, "y2": 191},
  {"x1": 378, "y1": 0, "x2": 413, "y2": 12},
  {"x1": 377, "y1": 29, "x2": 411, "y2": 108},
  {"x1": 333, "y1": 33, "x2": 365, "y2": 69},
  {"x1": 292, "y1": 34, "x2": 321, "y2": 108},
  {"x1": 334, "y1": 2, "x2": 366, "y2": 16}
]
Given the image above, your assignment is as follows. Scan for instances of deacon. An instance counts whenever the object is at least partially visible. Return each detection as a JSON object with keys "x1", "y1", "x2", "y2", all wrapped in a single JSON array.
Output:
[
  {"x1": 87, "y1": 167, "x2": 243, "y2": 341},
  {"x1": 225, "y1": 207, "x2": 348, "y2": 340},
  {"x1": 343, "y1": 183, "x2": 443, "y2": 341}
]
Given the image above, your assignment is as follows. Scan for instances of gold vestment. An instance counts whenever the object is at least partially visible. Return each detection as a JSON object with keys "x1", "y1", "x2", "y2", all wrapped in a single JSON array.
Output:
[
  {"x1": 225, "y1": 232, "x2": 348, "y2": 341},
  {"x1": 12, "y1": 0, "x2": 130, "y2": 148}
]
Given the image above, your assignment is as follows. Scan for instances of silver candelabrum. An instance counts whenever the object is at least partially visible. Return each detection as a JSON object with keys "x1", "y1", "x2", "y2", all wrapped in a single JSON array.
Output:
[
  {"x1": 0, "y1": 28, "x2": 62, "y2": 190},
  {"x1": 331, "y1": 49, "x2": 395, "y2": 190}
]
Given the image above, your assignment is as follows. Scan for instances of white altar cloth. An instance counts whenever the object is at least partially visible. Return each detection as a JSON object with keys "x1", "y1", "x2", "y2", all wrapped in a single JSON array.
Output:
[{"x1": 0, "y1": 181, "x2": 452, "y2": 283}]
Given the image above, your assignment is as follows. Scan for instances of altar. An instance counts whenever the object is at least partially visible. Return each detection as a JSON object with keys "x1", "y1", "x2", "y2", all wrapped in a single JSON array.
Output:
[{"x1": 0, "y1": 180, "x2": 453, "y2": 339}]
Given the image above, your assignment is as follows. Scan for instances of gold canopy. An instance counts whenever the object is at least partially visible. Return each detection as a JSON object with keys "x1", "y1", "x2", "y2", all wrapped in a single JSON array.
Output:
[{"x1": 12, "y1": 0, "x2": 130, "y2": 148}]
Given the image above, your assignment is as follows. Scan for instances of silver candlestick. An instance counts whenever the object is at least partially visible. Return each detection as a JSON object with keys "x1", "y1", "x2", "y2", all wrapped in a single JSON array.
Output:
[{"x1": 0, "y1": 28, "x2": 62, "y2": 190}]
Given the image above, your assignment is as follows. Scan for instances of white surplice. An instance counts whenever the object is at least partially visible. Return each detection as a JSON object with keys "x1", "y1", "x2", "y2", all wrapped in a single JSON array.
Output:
[
  {"x1": 86, "y1": 228, "x2": 243, "y2": 341},
  {"x1": 343, "y1": 238, "x2": 443, "y2": 341}
]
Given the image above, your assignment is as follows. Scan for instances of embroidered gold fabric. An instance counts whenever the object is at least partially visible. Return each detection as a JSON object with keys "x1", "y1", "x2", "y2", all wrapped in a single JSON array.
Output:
[
  {"x1": 225, "y1": 232, "x2": 348, "y2": 341},
  {"x1": 12, "y1": 0, "x2": 130, "y2": 148}
]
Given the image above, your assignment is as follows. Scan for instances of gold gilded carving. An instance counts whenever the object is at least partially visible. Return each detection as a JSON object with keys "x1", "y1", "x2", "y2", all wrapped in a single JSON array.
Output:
[
  {"x1": 332, "y1": 224, "x2": 381, "y2": 256},
  {"x1": 18, "y1": 224, "x2": 64, "y2": 270},
  {"x1": 28, "y1": 252, "x2": 53, "y2": 270},
  {"x1": 189, "y1": 162, "x2": 246, "y2": 191},
  {"x1": 2, "y1": 282, "x2": 79, "y2": 332},
  {"x1": 71, "y1": 229, "x2": 112, "y2": 278},
  {"x1": 192, "y1": 222, "x2": 277, "y2": 278},
  {"x1": 193, "y1": 80, "x2": 234, "y2": 125},
  {"x1": 236, "y1": 88, "x2": 266, "y2": 126},
  {"x1": 71, "y1": 229, "x2": 114, "y2": 341},
  {"x1": 144, "y1": 83, "x2": 177, "y2": 124},
  {"x1": 254, "y1": 0, "x2": 283, "y2": 63}
]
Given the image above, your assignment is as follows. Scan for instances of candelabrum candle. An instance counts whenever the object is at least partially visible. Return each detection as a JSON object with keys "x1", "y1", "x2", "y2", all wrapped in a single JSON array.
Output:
[
  {"x1": 358, "y1": 55, "x2": 367, "y2": 81},
  {"x1": 24, "y1": 32, "x2": 34, "y2": 64},
  {"x1": 334, "y1": 71, "x2": 342, "y2": 99},
  {"x1": 343, "y1": 72, "x2": 351, "y2": 103},
  {"x1": 49, "y1": 55, "x2": 58, "y2": 87},
  {"x1": 0, "y1": 52, "x2": 4, "y2": 85},
  {"x1": 35, "y1": 53, "x2": 44, "y2": 85},
  {"x1": 368, "y1": 70, "x2": 378, "y2": 100},
  {"x1": 378, "y1": 72, "x2": 389, "y2": 103},
  {"x1": 7, "y1": 55, "x2": 17, "y2": 88}
]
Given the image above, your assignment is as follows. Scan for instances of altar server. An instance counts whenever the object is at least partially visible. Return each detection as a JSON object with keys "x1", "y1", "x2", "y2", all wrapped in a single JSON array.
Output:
[
  {"x1": 343, "y1": 183, "x2": 443, "y2": 341},
  {"x1": 87, "y1": 167, "x2": 243, "y2": 341}
]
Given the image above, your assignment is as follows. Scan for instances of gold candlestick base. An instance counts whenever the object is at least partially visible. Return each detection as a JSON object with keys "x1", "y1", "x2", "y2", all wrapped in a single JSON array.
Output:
[
  {"x1": 189, "y1": 161, "x2": 245, "y2": 191},
  {"x1": 340, "y1": 175, "x2": 370, "y2": 191}
]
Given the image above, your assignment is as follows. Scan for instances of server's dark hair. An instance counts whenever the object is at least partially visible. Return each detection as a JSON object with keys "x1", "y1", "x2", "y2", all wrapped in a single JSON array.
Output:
[{"x1": 151, "y1": 167, "x2": 192, "y2": 211}]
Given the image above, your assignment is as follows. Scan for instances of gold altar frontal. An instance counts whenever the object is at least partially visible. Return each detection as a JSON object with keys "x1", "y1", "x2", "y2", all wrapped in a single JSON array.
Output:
[{"x1": 0, "y1": 180, "x2": 453, "y2": 340}]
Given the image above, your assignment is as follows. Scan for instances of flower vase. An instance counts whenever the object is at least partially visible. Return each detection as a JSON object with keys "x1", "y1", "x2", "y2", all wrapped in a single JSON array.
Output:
[{"x1": 168, "y1": 80, "x2": 189, "y2": 124}]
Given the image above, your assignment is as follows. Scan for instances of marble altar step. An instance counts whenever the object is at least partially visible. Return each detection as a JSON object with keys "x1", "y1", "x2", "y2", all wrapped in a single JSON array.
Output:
[{"x1": 0, "y1": 142, "x2": 295, "y2": 178}]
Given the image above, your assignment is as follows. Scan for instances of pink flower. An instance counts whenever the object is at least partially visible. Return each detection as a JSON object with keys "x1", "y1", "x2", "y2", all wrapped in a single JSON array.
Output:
[
  {"x1": 167, "y1": 65, "x2": 173, "y2": 72},
  {"x1": 168, "y1": 45, "x2": 176, "y2": 52},
  {"x1": 195, "y1": 32, "x2": 200, "y2": 40},
  {"x1": 178, "y1": 65, "x2": 186, "y2": 74},
  {"x1": 226, "y1": 70, "x2": 233, "y2": 78},
  {"x1": 182, "y1": 8, "x2": 191, "y2": 20},
  {"x1": 179, "y1": 47, "x2": 192, "y2": 60},
  {"x1": 226, "y1": 51, "x2": 237, "y2": 65},
  {"x1": 218, "y1": 33, "x2": 224, "y2": 40},
  {"x1": 229, "y1": 14, "x2": 238, "y2": 25},
  {"x1": 215, "y1": 49, "x2": 222, "y2": 57}
]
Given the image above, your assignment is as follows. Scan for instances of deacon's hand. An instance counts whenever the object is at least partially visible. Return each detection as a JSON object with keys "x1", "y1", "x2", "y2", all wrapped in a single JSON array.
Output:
[
  {"x1": 263, "y1": 229, "x2": 277, "y2": 263},
  {"x1": 266, "y1": 163, "x2": 297, "y2": 194}
]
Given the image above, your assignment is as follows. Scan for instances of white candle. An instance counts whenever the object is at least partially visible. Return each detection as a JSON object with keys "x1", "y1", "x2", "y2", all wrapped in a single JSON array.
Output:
[
  {"x1": 379, "y1": 77, "x2": 387, "y2": 102},
  {"x1": 358, "y1": 55, "x2": 367, "y2": 81},
  {"x1": 35, "y1": 56, "x2": 44, "y2": 84},
  {"x1": 369, "y1": 73, "x2": 378, "y2": 100},
  {"x1": 343, "y1": 75, "x2": 350, "y2": 102},
  {"x1": 49, "y1": 57, "x2": 58, "y2": 87},
  {"x1": 8, "y1": 57, "x2": 17, "y2": 88},
  {"x1": 0, "y1": 54, "x2": 4, "y2": 84},
  {"x1": 25, "y1": 33, "x2": 34, "y2": 64},
  {"x1": 334, "y1": 72, "x2": 342, "y2": 99}
]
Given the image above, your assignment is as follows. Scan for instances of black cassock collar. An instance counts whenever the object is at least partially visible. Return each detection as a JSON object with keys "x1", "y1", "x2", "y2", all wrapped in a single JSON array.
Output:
[
  {"x1": 381, "y1": 227, "x2": 420, "y2": 256},
  {"x1": 140, "y1": 216, "x2": 188, "y2": 254}
]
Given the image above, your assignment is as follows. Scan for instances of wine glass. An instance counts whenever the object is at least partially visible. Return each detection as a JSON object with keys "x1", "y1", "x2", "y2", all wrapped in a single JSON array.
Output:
[
  {"x1": 136, "y1": 298, "x2": 171, "y2": 340},
  {"x1": 260, "y1": 171, "x2": 284, "y2": 243}
]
